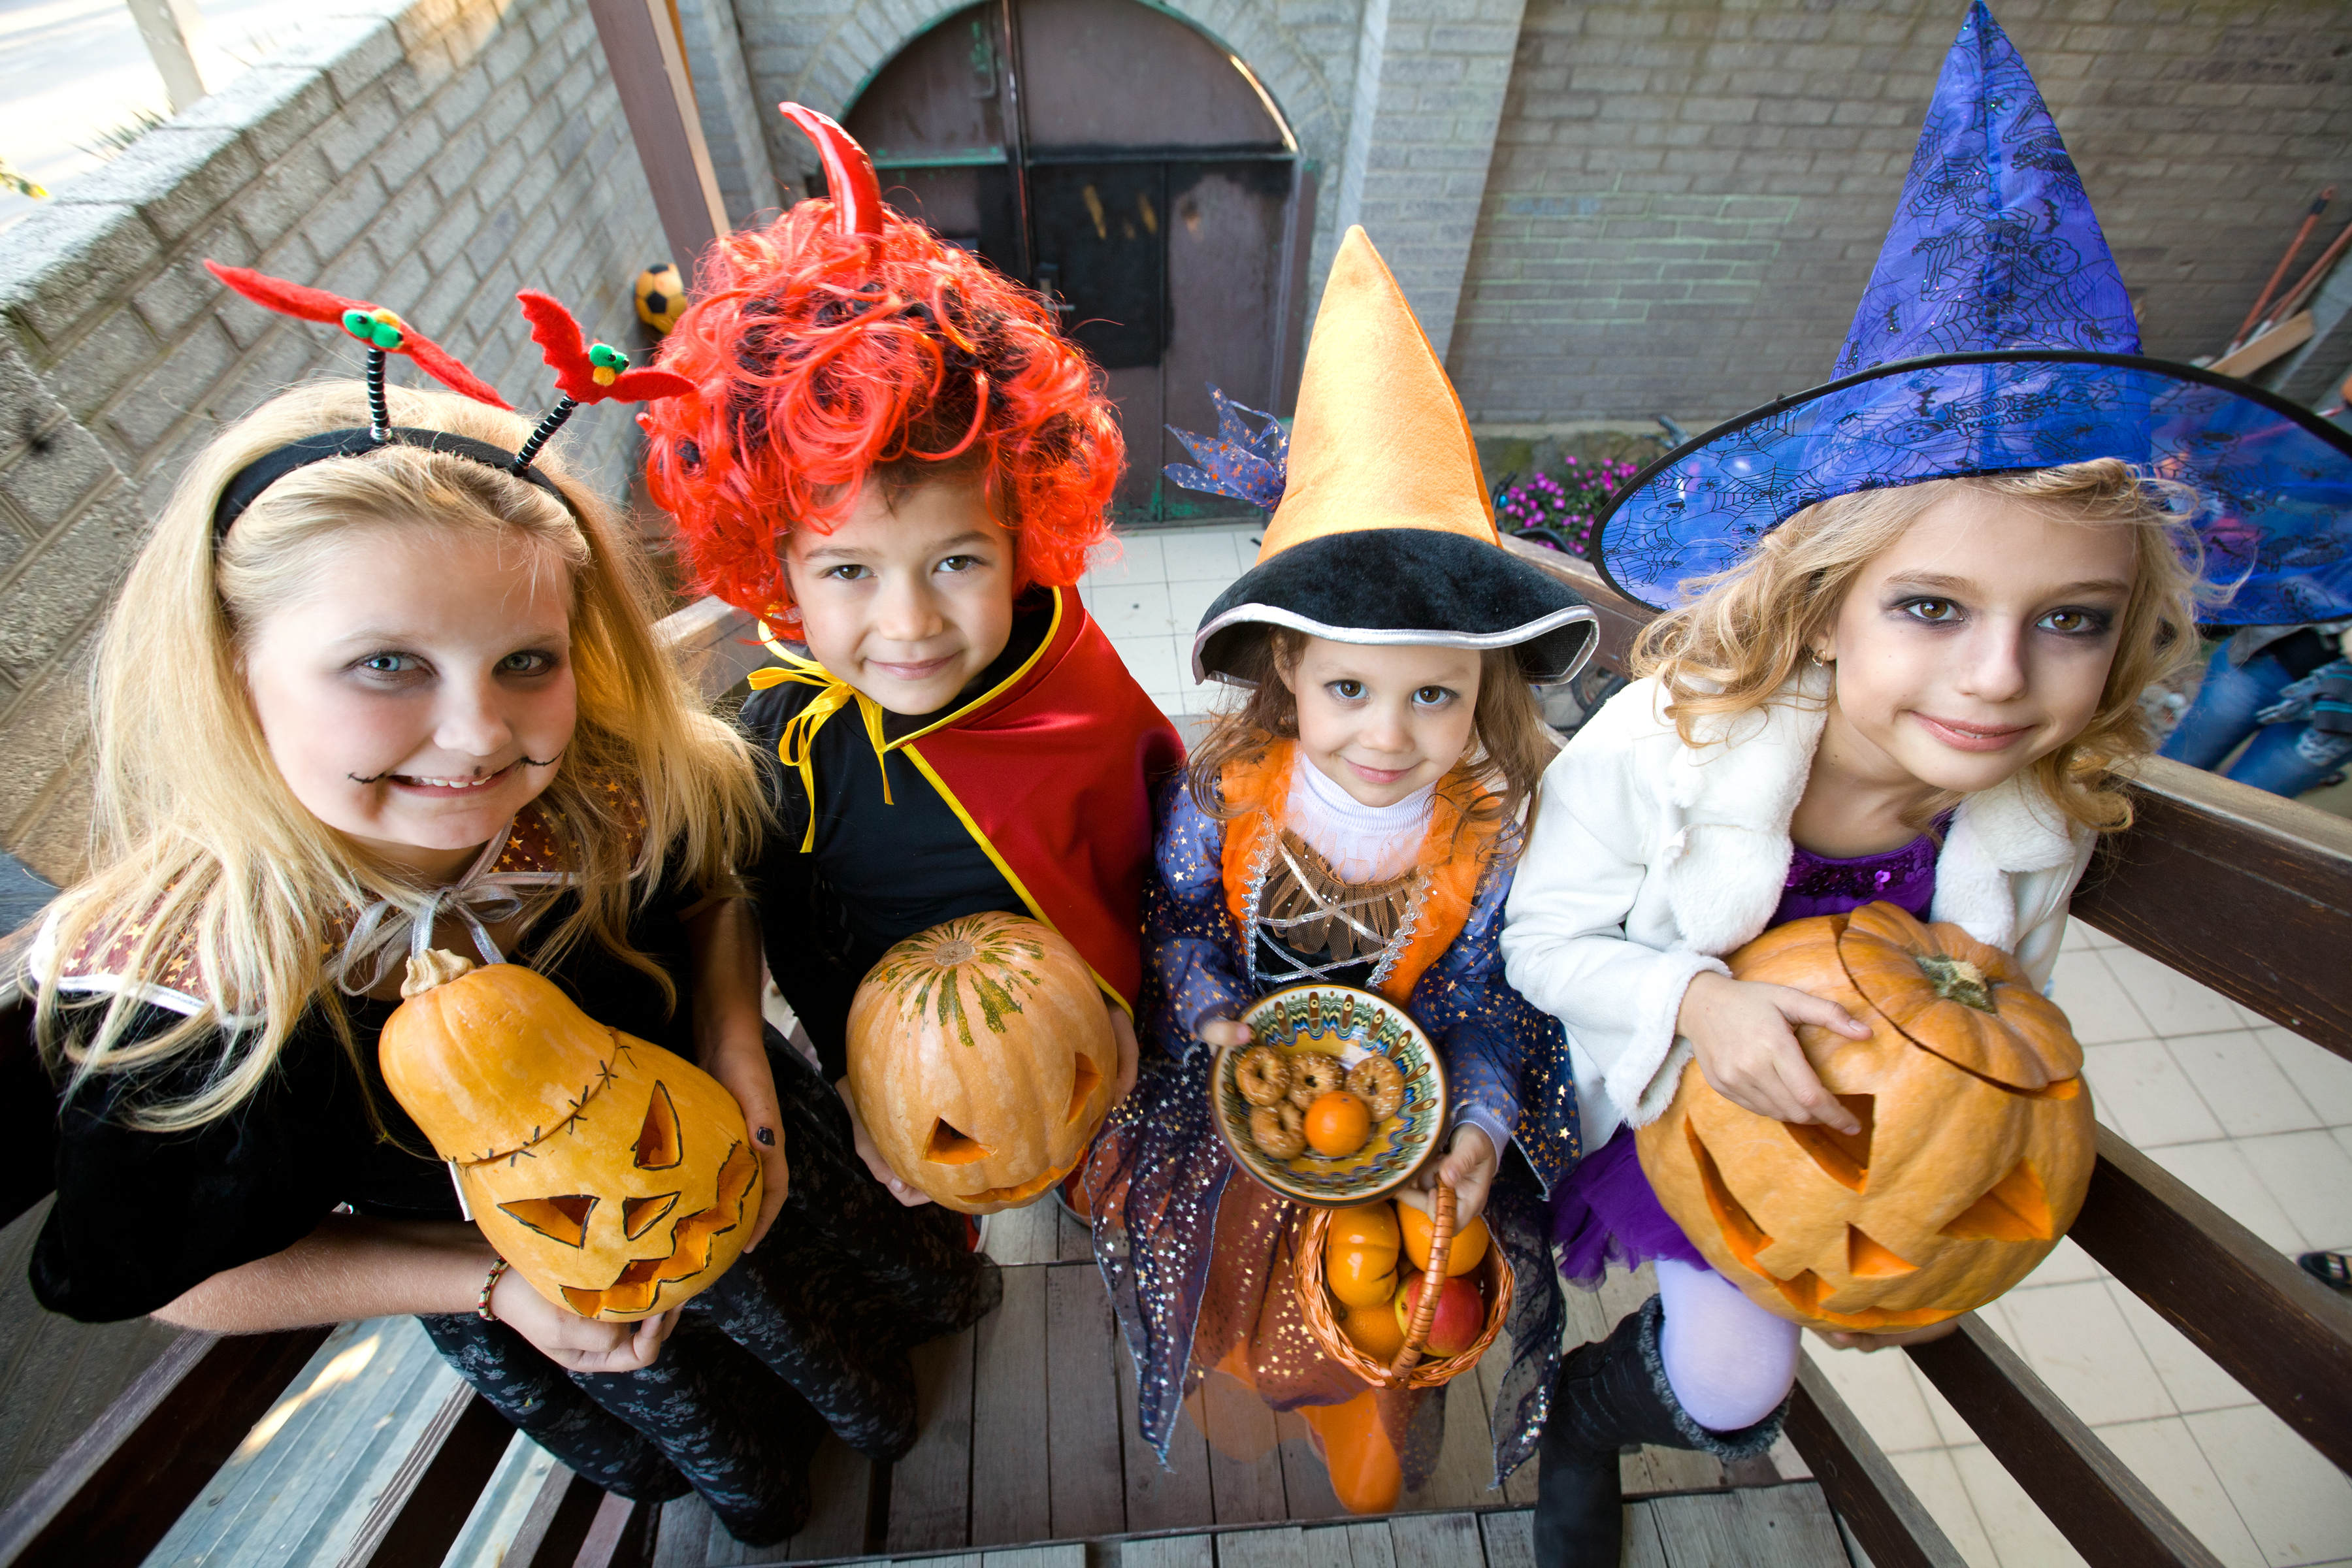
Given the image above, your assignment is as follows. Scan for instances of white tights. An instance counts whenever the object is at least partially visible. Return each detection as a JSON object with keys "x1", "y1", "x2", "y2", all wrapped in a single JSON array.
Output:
[{"x1": 1654, "y1": 1258, "x2": 1801, "y2": 1433}]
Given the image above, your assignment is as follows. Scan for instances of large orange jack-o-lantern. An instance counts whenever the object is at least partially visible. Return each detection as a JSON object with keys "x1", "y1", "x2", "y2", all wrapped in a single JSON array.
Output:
[
  {"x1": 847, "y1": 913, "x2": 1116, "y2": 1214},
  {"x1": 380, "y1": 951, "x2": 762, "y2": 1321},
  {"x1": 1637, "y1": 903, "x2": 2094, "y2": 1333}
]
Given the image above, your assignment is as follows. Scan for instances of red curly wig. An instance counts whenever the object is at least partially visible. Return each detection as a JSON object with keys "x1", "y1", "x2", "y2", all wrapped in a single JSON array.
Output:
[{"x1": 642, "y1": 199, "x2": 1124, "y2": 616}]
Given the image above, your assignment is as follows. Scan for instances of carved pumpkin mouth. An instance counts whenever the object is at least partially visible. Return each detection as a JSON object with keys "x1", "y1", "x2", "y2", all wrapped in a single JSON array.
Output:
[{"x1": 559, "y1": 1141, "x2": 760, "y2": 1318}]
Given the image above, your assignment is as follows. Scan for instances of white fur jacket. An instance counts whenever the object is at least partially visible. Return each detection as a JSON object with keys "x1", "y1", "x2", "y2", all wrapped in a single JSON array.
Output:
[{"x1": 1499, "y1": 668, "x2": 2095, "y2": 1153}]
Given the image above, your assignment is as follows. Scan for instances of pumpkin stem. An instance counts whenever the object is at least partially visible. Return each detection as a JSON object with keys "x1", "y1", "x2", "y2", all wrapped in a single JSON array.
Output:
[
  {"x1": 402, "y1": 948, "x2": 478, "y2": 998},
  {"x1": 1914, "y1": 953, "x2": 1995, "y2": 1012}
]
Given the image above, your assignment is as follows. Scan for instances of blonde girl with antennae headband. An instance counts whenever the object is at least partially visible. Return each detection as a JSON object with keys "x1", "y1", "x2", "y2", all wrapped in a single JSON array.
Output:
[{"x1": 27, "y1": 272, "x2": 999, "y2": 1542}]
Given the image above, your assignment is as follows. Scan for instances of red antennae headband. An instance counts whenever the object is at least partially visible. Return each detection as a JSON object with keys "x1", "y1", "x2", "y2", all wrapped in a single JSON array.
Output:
[{"x1": 779, "y1": 103, "x2": 883, "y2": 237}]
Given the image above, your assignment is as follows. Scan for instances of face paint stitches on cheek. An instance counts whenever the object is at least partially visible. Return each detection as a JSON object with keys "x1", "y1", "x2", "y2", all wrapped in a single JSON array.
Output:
[{"x1": 242, "y1": 526, "x2": 580, "y2": 879}]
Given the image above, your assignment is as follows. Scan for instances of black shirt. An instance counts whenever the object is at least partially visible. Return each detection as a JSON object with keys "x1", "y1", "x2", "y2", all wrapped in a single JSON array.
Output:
[
  {"x1": 741, "y1": 597, "x2": 1053, "y2": 1079},
  {"x1": 33, "y1": 880, "x2": 698, "y2": 1324}
]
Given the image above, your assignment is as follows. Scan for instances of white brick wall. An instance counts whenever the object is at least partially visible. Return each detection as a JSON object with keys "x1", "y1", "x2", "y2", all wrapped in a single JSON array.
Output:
[{"x1": 0, "y1": 0, "x2": 667, "y2": 881}]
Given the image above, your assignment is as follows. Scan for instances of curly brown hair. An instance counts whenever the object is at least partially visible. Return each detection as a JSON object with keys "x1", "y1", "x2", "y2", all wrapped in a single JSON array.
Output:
[
  {"x1": 1185, "y1": 629, "x2": 1557, "y2": 864},
  {"x1": 1633, "y1": 461, "x2": 2209, "y2": 834}
]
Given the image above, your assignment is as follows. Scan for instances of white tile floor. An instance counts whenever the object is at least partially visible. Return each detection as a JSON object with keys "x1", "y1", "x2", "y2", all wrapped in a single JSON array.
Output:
[{"x1": 1082, "y1": 520, "x2": 2352, "y2": 1568}]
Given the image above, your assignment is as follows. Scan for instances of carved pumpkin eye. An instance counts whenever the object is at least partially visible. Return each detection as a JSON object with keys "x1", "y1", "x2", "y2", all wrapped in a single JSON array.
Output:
[
  {"x1": 1940, "y1": 1159, "x2": 2055, "y2": 1241},
  {"x1": 1064, "y1": 1055, "x2": 1102, "y2": 1125},
  {"x1": 926, "y1": 1119, "x2": 994, "y2": 1164},
  {"x1": 500, "y1": 1194, "x2": 597, "y2": 1247},
  {"x1": 634, "y1": 1082, "x2": 683, "y2": 1169},
  {"x1": 1783, "y1": 1095, "x2": 1875, "y2": 1191}
]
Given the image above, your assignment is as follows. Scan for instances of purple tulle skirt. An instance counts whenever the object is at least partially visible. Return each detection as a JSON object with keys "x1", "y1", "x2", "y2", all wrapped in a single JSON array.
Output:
[{"x1": 1548, "y1": 1127, "x2": 1706, "y2": 1287}]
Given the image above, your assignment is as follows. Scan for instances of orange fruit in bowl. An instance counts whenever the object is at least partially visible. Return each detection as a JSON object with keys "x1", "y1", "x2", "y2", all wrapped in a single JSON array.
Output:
[
  {"x1": 1304, "y1": 1090, "x2": 1373, "y2": 1156},
  {"x1": 1399, "y1": 1201, "x2": 1490, "y2": 1277},
  {"x1": 1343, "y1": 1298, "x2": 1407, "y2": 1360}
]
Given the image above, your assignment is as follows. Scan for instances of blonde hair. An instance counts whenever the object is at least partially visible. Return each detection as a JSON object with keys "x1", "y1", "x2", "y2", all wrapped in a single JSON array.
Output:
[
  {"x1": 37, "y1": 382, "x2": 764, "y2": 1132},
  {"x1": 1186, "y1": 629, "x2": 1557, "y2": 864},
  {"x1": 1634, "y1": 461, "x2": 2208, "y2": 834}
]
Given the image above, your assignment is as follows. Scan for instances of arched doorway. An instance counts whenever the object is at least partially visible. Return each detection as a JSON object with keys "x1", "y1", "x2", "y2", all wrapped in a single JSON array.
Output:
[{"x1": 840, "y1": 0, "x2": 1315, "y2": 522}]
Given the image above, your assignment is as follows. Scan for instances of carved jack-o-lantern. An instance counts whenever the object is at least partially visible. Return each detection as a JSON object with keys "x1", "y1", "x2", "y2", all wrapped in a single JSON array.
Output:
[
  {"x1": 380, "y1": 952, "x2": 762, "y2": 1321},
  {"x1": 847, "y1": 913, "x2": 1116, "y2": 1214},
  {"x1": 1637, "y1": 903, "x2": 2094, "y2": 1332}
]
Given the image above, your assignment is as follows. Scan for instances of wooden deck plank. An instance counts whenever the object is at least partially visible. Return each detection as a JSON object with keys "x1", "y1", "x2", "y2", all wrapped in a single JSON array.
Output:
[
  {"x1": 887, "y1": 1327, "x2": 974, "y2": 1554},
  {"x1": 1623, "y1": 1501, "x2": 1671, "y2": 1568},
  {"x1": 1475, "y1": 1345, "x2": 1539, "y2": 1507},
  {"x1": 1646, "y1": 1483, "x2": 1850, "y2": 1567},
  {"x1": 981, "y1": 1203, "x2": 1061, "y2": 1266},
  {"x1": 1480, "y1": 1507, "x2": 1535, "y2": 1568},
  {"x1": 651, "y1": 1495, "x2": 714, "y2": 1567},
  {"x1": 1117, "y1": 1347, "x2": 1215, "y2": 1533},
  {"x1": 1192, "y1": 1373, "x2": 1286, "y2": 1525},
  {"x1": 975, "y1": 1546, "x2": 1083, "y2": 1568},
  {"x1": 778, "y1": 1436, "x2": 869, "y2": 1562},
  {"x1": 1120, "y1": 1537, "x2": 1213, "y2": 1568},
  {"x1": 1386, "y1": 1509, "x2": 1482, "y2": 1568},
  {"x1": 1043, "y1": 1262, "x2": 1125, "y2": 1539},
  {"x1": 1055, "y1": 1207, "x2": 1093, "y2": 1262},
  {"x1": 1215, "y1": 1524, "x2": 1308, "y2": 1568},
  {"x1": 1397, "y1": 1370, "x2": 1498, "y2": 1512},
  {"x1": 970, "y1": 1266, "x2": 1051, "y2": 1546},
  {"x1": 1337, "y1": 1517, "x2": 1398, "y2": 1567},
  {"x1": 1271, "y1": 1408, "x2": 1345, "y2": 1521}
]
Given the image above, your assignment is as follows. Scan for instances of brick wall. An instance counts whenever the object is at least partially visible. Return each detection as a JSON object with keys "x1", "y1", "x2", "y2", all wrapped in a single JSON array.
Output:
[
  {"x1": 1450, "y1": 0, "x2": 2352, "y2": 425},
  {"x1": 0, "y1": 0, "x2": 665, "y2": 883}
]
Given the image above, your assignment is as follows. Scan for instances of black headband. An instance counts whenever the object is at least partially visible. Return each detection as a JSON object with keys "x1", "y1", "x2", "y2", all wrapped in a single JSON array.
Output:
[{"x1": 211, "y1": 427, "x2": 571, "y2": 540}]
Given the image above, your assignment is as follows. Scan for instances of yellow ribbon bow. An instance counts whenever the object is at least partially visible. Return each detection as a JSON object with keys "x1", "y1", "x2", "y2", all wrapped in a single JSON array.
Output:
[{"x1": 746, "y1": 642, "x2": 892, "y2": 851}]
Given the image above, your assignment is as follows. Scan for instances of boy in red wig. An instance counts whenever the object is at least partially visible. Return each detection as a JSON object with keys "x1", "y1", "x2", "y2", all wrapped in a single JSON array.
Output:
[{"x1": 643, "y1": 108, "x2": 1183, "y2": 1203}]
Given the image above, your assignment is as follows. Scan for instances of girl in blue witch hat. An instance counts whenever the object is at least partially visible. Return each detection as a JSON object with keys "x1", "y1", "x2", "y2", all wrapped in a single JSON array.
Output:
[{"x1": 1499, "y1": 4, "x2": 2352, "y2": 1561}]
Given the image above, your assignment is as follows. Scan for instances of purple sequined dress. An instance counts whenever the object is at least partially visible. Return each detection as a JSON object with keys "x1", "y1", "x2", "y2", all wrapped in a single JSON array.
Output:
[{"x1": 1550, "y1": 821, "x2": 1947, "y2": 1285}]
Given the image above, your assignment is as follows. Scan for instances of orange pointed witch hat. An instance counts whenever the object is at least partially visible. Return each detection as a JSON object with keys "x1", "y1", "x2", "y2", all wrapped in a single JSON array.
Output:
[{"x1": 1175, "y1": 226, "x2": 1594, "y2": 686}]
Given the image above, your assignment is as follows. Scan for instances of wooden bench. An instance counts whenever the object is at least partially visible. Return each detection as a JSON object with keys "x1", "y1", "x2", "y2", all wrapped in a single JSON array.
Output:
[{"x1": 2, "y1": 570, "x2": 2348, "y2": 1567}]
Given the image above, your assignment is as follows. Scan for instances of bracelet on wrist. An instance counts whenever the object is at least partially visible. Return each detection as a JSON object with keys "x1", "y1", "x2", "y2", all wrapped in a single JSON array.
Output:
[{"x1": 476, "y1": 1257, "x2": 512, "y2": 1321}]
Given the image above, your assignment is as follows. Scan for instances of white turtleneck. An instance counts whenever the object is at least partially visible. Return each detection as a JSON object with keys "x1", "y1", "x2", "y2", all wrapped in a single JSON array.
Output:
[{"x1": 1283, "y1": 754, "x2": 1435, "y2": 883}]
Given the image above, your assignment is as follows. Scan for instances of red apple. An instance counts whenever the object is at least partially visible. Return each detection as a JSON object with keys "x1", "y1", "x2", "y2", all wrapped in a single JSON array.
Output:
[{"x1": 1391, "y1": 1269, "x2": 1484, "y2": 1358}]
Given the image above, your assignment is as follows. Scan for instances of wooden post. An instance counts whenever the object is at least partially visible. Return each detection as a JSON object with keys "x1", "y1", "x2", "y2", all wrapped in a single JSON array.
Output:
[
  {"x1": 587, "y1": 0, "x2": 728, "y2": 278},
  {"x1": 123, "y1": 0, "x2": 208, "y2": 112}
]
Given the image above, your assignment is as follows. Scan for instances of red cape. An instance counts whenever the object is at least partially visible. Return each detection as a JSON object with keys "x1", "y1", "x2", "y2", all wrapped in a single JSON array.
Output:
[{"x1": 889, "y1": 589, "x2": 1184, "y2": 1011}]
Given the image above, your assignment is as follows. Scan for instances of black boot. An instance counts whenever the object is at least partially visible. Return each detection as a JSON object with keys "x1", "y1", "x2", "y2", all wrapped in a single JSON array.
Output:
[{"x1": 1532, "y1": 1296, "x2": 1786, "y2": 1566}]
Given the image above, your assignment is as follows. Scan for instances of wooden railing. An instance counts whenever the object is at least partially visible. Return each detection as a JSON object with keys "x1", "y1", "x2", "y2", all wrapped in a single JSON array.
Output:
[{"x1": 4, "y1": 570, "x2": 2351, "y2": 1568}]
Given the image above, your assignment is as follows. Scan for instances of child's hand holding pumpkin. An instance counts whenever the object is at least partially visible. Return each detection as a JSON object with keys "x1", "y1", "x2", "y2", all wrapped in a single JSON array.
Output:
[
  {"x1": 492, "y1": 1267, "x2": 683, "y2": 1372},
  {"x1": 1676, "y1": 971, "x2": 1871, "y2": 1133}
]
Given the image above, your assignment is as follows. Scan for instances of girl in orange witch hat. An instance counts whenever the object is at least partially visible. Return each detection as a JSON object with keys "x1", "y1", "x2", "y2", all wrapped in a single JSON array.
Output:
[{"x1": 1086, "y1": 226, "x2": 1593, "y2": 1512}]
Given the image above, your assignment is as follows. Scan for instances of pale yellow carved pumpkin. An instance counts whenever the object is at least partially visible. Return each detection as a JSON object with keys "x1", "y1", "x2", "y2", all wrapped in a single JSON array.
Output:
[
  {"x1": 846, "y1": 913, "x2": 1116, "y2": 1214},
  {"x1": 380, "y1": 952, "x2": 761, "y2": 1321},
  {"x1": 1636, "y1": 904, "x2": 2094, "y2": 1332}
]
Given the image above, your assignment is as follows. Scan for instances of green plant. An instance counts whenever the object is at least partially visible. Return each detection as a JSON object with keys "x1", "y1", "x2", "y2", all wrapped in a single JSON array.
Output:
[{"x1": 74, "y1": 108, "x2": 168, "y2": 162}]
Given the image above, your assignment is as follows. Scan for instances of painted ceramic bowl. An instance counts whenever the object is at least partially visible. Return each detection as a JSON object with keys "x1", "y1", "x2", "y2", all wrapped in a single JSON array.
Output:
[{"x1": 1211, "y1": 984, "x2": 1447, "y2": 1207}]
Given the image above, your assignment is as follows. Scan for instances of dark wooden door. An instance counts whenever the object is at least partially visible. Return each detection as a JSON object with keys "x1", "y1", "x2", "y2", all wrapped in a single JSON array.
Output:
[{"x1": 841, "y1": 0, "x2": 1313, "y2": 522}]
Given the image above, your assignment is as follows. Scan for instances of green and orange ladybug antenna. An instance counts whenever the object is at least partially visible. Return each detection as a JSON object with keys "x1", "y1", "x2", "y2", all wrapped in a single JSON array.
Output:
[
  {"x1": 514, "y1": 290, "x2": 694, "y2": 470},
  {"x1": 204, "y1": 261, "x2": 513, "y2": 440}
]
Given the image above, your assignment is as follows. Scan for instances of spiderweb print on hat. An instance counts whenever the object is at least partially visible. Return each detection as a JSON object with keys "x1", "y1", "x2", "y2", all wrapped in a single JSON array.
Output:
[{"x1": 1590, "y1": 1, "x2": 2352, "y2": 623}]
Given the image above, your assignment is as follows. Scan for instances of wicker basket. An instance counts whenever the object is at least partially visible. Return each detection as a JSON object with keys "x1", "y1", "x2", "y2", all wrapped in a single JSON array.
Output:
[{"x1": 1293, "y1": 1184, "x2": 1512, "y2": 1390}]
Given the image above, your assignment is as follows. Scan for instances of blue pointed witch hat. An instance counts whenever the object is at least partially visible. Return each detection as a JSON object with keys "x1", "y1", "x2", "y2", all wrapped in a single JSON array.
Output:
[{"x1": 1593, "y1": 0, "x2": 2352, "y2": 622}]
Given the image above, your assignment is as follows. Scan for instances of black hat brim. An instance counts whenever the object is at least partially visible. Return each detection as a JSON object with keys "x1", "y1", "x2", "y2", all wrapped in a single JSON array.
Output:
[{"x1": 1191, "y1": 529, "x2": 1597, "y2": 686}]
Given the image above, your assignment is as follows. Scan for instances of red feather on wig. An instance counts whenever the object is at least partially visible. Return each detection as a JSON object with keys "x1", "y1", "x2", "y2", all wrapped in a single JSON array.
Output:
[
  {"x1": 638, "y1": 106, "x2": 1124, "y2": 618},
  {"x1": 203, "y1": 260, "x2": 514, "y2": 410}
]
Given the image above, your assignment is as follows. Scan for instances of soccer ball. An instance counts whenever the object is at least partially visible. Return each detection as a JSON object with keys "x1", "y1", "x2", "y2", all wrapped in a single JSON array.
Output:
[{"x1": 634, "y1": 263, "x2": 685, "y2": 333}]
